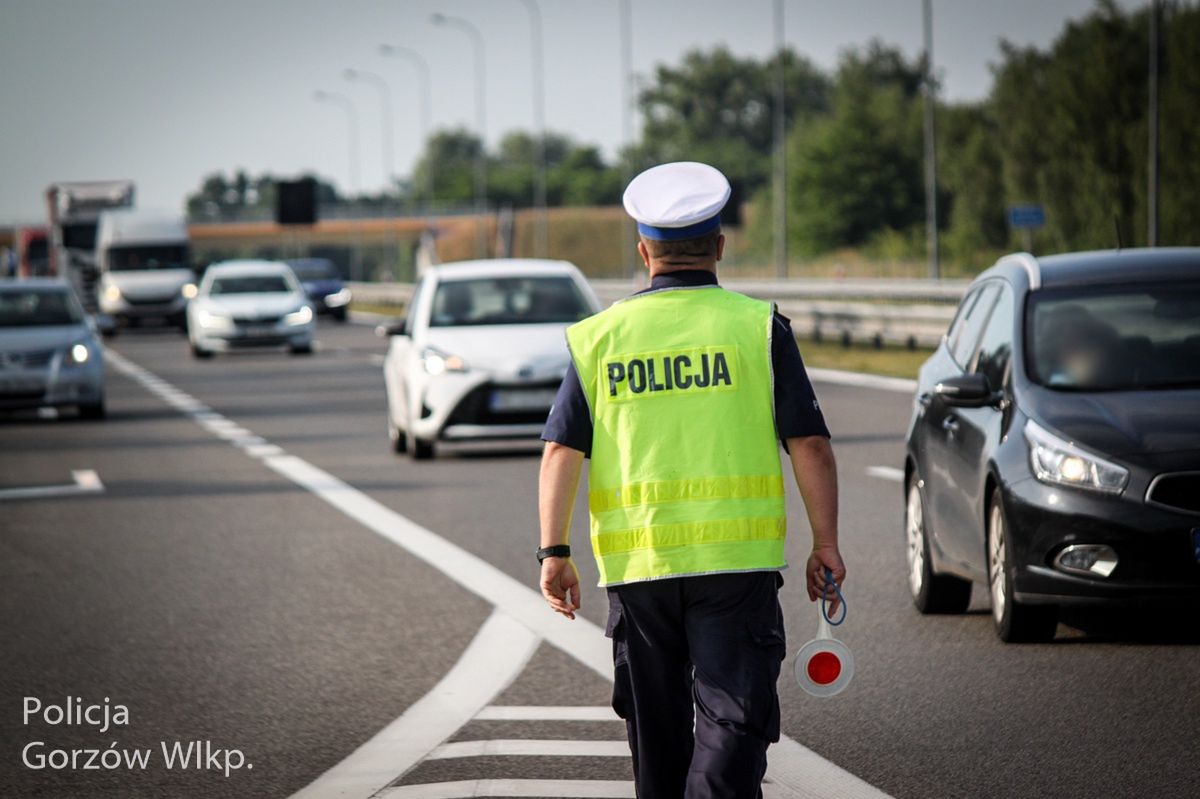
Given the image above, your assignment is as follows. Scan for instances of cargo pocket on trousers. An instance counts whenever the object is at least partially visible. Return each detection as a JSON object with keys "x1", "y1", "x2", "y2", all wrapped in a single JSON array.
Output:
[
  {"x1": 606, "y1": 598, "x2": 631, "y2": 721},
  {"x1": 747, "y1": 619, "x2": 785, "y2": 743}
]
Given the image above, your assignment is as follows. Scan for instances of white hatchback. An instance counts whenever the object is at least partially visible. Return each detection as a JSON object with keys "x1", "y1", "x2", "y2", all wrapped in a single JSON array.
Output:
[
  {"x1": 381, "y1": 259, "x2": 601, "y2": 459},
  {"x1": 187, "y1": 260, "x2": 315, "y2": 358}
]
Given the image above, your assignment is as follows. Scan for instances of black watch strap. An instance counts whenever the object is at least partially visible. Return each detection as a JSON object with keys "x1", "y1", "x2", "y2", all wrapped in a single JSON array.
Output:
[{"x1": 537, "y1": 545, "x2": 571, "y2": 563}]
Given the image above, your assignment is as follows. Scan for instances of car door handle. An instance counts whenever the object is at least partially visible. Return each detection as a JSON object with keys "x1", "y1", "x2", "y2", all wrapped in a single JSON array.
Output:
[{"x1": 941, "y1": 416, "x2": 960, "y2": 433}]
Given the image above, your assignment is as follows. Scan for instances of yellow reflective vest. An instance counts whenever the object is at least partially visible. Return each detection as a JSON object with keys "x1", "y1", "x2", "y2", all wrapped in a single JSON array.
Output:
[{"x1": 565, "y1": 285, "x2": 786, "y2": 586}]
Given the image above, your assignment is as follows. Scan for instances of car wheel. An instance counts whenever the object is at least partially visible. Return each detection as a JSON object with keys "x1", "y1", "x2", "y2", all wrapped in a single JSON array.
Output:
[
  {"x1": 191, "y1": 343, "x2": 213, "y2": 359},
  {"x1": 906, "y1": 477, "x2": 972, "y2": 613},
  {"x1": 289, "y1": 343, "x2": 314, "y2": 355},
  {"x1": 332, "y1": 308, "x2": 348, "y2": 323},
  {"x1": 78, "y1": 401, "x2": 106, "y2": 420},
  {"x1": 388, "y1": 415, "x2": 408, "y2": 454},
  {"x1": 410, "y1": 434, "x2": 435, "y2": 460},
  {"x1": 988, "y1": 488, "x2": 1058, "y2": 643}
]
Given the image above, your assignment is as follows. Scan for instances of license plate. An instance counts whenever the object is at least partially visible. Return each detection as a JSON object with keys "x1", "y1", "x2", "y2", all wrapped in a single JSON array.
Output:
[
  {"x1": 0, "y1": 378, "x2": 44, "y2": 395},
  {"x1": 489, "y1": 388, "x2": 557, "y2": 412},
  {"x1": 1192, "y1": 529, "x2": 1200, "y2": 563},
  {"x1": 241, "y1": 325, "x2": 276, "y2": 337}
]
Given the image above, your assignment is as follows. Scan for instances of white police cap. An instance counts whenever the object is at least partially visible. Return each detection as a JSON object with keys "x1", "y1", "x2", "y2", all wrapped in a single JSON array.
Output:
[{"x1": 623, "y1": 161, "x2": 731, "y2": 241}]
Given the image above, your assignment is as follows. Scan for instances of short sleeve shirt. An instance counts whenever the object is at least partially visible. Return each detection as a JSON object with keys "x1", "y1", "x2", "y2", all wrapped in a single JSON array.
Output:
[{"x1": 542, "y1": 270, "x2": 830, "y2": 457}]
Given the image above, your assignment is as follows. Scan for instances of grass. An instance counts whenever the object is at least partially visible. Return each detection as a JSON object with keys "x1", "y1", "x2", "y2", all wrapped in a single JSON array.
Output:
[{"x1": 795, "y1": 337, "x2": 933, "y2": 380}]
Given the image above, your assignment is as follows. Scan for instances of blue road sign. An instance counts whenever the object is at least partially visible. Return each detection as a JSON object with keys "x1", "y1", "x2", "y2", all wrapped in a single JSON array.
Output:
[{"x1": 1008, "y1": 204, "x2": 1046, "y2": 229}]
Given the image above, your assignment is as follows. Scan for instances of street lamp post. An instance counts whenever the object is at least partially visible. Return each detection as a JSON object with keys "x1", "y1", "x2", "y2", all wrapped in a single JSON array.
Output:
[
  {"x1": 431, "y1": 12, "x2": 489, "y2": 259},
  {"x1": 516, "y1": 0, "x2": 548, "y2": 259},
  {"x1": 343, "y1": 68, "x2": 396, "y2": 191},
  {"x1": 379, "y1": 44, "x2": 434, "y2": 209},
  {"x1": 772, "y1": 0, "x2": 787, "y2": 279},
  {"x1": 619, "y1": 0, "x2": 635, "y2": 278},
  {"x1": 922, "y1": 0, "x2": 940, "y2": 278},
  {"x1": 313, "y1": 89, "x2": 361, "y2": 196}
]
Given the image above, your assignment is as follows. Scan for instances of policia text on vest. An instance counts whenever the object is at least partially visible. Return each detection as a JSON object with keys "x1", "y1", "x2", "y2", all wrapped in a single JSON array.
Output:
[{"x1": 605, "y1": 346, "x2": 735, "y2": 400}]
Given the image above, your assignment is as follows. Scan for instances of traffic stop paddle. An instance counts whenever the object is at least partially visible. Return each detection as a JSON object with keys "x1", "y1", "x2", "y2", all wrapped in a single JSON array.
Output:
[{"x1": 794, "y1": 567, "x2": 854, "y2": 697}]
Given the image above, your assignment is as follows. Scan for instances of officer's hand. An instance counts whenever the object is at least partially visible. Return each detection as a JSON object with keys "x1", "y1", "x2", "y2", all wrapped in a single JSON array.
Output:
[
  {"x1": 806, "y1": 546, "x2": 847, "y2": 615},
  {"x1": 540, "y1": 557, "x2": 581, "y2": 620}
]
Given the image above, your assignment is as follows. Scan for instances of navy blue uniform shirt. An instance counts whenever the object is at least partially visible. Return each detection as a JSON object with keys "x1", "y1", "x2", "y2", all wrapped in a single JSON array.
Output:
[{"x1": 542, "y1": 270, "x2": 830, "y2": 456}]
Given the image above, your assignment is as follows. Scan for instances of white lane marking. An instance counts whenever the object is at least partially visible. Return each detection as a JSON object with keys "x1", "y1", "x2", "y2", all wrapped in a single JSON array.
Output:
[
  {"x1": 290, "y1": 611, "x2": 539, "y2": 799},
  {"x1": 807, "y1": 367, "x2": 917, "y2": 394},
  {"x1": 475, "y1": 706, "x2": 619, "y2": 722},
  {"x1": 379, "y1": 780, "x2": 635, "y2": 799},
  {"x1": 106, "y1": 349, "x2": 892, "y2": 799},
  {"x1": 866, "y1": 466, "x2": 905, "y2": 483},
  {"x1": 0, "y1": 469, "x2": 105, "y2": 501},
  {"x1": 428, "y1": 739, "x2": 630, "y2": 760}
]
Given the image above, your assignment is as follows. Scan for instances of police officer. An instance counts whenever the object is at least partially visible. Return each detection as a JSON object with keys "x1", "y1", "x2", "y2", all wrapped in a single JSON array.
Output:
[{"x1": 537, "y1": 161, "x2": 845, "y2": 799}]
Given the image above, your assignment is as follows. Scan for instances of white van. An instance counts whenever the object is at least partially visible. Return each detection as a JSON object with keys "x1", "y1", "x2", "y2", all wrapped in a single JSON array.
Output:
[{"x1": 96, "y1": 210, "x2": 194, "y2": 331}]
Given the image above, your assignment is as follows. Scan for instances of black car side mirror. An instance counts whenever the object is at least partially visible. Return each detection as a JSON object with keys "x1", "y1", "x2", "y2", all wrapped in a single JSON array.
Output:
[
  {"x1": 375, "y1": 320, "x2": 408, "y2": 338},
  {"x1": 933, "y1": 373, "x2": 1000, "y2": 408}
]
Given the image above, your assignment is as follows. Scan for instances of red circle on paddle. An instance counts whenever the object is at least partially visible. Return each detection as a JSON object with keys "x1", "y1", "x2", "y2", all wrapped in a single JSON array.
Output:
[{"x1": 806, "y1": 651, "x2": 842, "y2": 685}]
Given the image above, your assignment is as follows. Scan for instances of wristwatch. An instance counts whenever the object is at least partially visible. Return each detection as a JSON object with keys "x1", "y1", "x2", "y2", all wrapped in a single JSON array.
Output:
[{"x1": 536, "y1": 545, "x2": 571, "y2": 563}]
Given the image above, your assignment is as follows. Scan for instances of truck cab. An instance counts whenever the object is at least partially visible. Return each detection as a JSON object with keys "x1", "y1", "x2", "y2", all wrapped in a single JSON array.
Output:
[{"x1": 96, "y1": 209, "x2": 195, "y2": 332}]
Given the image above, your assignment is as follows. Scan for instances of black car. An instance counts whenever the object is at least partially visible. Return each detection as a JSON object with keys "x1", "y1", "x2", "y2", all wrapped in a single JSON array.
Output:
[
  {"x1": 287, "y1": 258, "x2": 351, "y2": 321},
  {"x1": 904, "y1": 248, "x2": 1200, "y2": 642}
]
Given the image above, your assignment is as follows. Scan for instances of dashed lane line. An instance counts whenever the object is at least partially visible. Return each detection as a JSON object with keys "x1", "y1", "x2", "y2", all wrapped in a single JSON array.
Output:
[
  {"x1": 0, "y1": 469, "x2": 105, "y2": 501},
  {"x1": 105, "y1": 349, "x2": 891, "y2": 799},
  {"x1": 866, "y1": 465, "x2": 905, "y2": 483}
]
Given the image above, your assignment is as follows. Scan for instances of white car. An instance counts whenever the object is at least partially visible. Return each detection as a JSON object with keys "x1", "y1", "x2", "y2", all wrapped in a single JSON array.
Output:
[
  {"x1": 382, "y1": 259, "x2": 601, "y2": 459},
  {"x1": 187, "y1": 260, "x2": 315, "y2": 358}
]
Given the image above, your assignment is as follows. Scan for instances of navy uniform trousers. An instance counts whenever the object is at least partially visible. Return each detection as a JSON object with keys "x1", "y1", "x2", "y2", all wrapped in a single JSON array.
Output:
[{"x1": 606, "y1": 571, "x2": 786, "y2": 799}]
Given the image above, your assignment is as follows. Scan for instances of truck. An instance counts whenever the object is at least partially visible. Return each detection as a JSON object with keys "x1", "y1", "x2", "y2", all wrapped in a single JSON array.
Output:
[
  {"x1": 15, "y1": 227, "x2": 51, "y2": 278},
  {"x1": 95, "y1": 209, "x2": 194, "y2": 331},
  {"x1": 45, "y1": 180, "x2": 136, "y2": 313}
]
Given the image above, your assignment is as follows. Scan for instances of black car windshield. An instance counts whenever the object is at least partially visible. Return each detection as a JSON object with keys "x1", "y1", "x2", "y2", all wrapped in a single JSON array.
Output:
[
  {"x1": 209, "y1": 275, "x2": 292, "y2": 295},
  {"x1": 429, "y1": 276, "x2": 592, "y2": 327},
  {"x1": 109, "y1": 244, "x2": 190, "y2": 271},
  {"x1": 1027, "y1": 282, "x2": 1200, "y2": 391},
  {"x1": 0, "y1": 289, "x2": 83, "y2": 327},
  {"x1": 290, "y1": 261, "x2": 338, "y2": 281}
]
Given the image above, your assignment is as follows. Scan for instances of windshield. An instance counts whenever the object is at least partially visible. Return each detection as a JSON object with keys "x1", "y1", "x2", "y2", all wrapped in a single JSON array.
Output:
[
  {"x1": 209, "y1": 275, "x2": 292, "y2": 295},
  {"x1": 109, "y1": 244, "x2": 190, "y2": 271},
  {"x1": 1027, "y1": 282, "x2": 1200, "y2": 391},
  {"x1": 289, "y1": 261, "x2": 337, "y2": 281},
  {"x1": 61, "y1": 222, "x2": 97, "y2": 250},
  {"x1": 429, "y1": 276, "x2": 592, "y2": 327},
  {"x1": 0, "y1": 289, "x2": 83, "y2": 327}
]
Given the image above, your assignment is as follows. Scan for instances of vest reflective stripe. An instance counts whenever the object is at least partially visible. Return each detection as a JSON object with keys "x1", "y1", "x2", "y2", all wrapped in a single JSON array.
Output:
[
  {"x1": 588, "y1": 474, "x2": 785, "y2": 513},
  {"x1": 566, "y1": 285, "x2": 786, "y2": 587}
]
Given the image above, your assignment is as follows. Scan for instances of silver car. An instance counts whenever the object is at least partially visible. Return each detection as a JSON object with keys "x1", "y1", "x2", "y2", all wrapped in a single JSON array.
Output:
[{"x1": 0, "y1": 280, "x2": 106, "y2": 418}]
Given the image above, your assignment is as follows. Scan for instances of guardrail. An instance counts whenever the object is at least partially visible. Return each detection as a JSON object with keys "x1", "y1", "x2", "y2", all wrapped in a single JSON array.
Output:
[{"x1": 348, "y1": 278, "x2": 968, "y2": 349}]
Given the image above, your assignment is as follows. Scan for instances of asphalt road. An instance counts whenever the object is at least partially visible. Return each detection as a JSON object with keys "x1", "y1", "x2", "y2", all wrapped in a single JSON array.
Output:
[{"x1": 2, "y1": 318, "x2": 1197, "y2": 799}]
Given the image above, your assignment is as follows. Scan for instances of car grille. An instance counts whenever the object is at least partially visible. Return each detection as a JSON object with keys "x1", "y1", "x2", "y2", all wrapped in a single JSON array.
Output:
[
  {"x1": 233, "y1": 315, "x2": 282, "y2": 325},
  {"x1": 0, "y1": 348, "x2": 56, "y2": 370},
  {"x1": 1147, "y1": 473, "x2": 1200, "y2": 514},
  {"x1": 445, "y1": 381, "x2": 560, "y2": 427},
  {"x1": 124, "y1": 295, "x2": 177, "y2": 306}
]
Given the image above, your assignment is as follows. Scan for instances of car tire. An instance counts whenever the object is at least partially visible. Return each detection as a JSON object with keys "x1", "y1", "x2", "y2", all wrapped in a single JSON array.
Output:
[
  {"x1": 332, "y1": 308, "x2": 348, "y2": 323},
  {"x1": 191, "y1": 344, "x2": 213, "y2": 359},
  {"x1": 905, "y1": 476, "x2": 972, "y2": 614},
  {"x1": 388, "y1": 415, "x2": 408, "y2": 454},
  {"x1": 410, "y1": 434, "x2": 435, "y2": 460},
  {"x1": 78, "y1": 400, "x2": 106, "y2": 420},
  {"x1": 289, "y1": 344, "x2": 314, "y2": 355},
  {"x1": 988, "y1": 488, "x2": 1058, "y2": 643}
]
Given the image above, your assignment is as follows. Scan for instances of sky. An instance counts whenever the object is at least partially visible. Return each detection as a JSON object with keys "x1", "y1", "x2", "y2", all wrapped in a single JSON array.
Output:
[{"x1": 0, "y1": 0, "x2": 1137, "y2": 222}]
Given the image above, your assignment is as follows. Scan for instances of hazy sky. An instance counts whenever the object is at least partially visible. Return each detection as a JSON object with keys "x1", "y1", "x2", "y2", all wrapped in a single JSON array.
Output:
[{"x1": 0, "y1": 0, "x2": 1134, "y2": 222}]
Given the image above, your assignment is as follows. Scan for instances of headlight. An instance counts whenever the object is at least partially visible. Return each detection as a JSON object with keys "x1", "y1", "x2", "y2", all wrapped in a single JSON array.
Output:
[
  {"x1": 104, "y1": 285, "x2": 121, "y2": 302},
  {"x1": 181, "y1": 283, "x2": 198, "y2": 299},
  {"x1": 197, "y1": 309, "x2": 233, "y2": 330},
  {"x1": 1024, "y1": 419, "x2": 1129, "y2": 494},
  {"x1": 324, "y1": 288, "x2": 352, "y2": 308},
  {"x1": 65, "y1": 342, "x2": 91, "y2": 366},
  {"x1": 421, "y1": 346, "x2": 468, "y2": 376},
  {"x1": 285, "y1": 305, "x2": 314, "y2": 326}
]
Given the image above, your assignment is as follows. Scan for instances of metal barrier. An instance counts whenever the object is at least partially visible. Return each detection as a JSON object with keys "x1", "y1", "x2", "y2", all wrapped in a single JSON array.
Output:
[{"x1": 347, "y1": 278, "x2": 967, "y2": 349}]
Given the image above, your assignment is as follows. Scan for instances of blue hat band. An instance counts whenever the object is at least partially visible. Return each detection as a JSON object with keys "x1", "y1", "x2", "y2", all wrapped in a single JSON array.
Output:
[{"x1": 636, "y1": 213, "x2": 721, "y2": 241}]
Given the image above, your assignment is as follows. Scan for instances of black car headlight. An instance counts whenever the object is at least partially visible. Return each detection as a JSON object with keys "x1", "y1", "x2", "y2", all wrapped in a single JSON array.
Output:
[{"x1": 1024, "y1": 419, "x2": 1129, "y2": 495}]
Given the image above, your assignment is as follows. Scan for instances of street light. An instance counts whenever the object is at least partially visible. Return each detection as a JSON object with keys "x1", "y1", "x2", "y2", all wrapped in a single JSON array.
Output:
[
  {"x1": 618, "y1": 0, "x2": 635, "y2": 278},
  {"x1": 922, "y1": 0, "x2": 940, "y2": 278},
  {"x1": 313, "y1": 89, "x2": 361, "y2": 195},
  {"x1": 379, "y1": 44, "x2": 434, "y2": 208},
  {"x1": 516, "y1": 0, "x2": 548, "y2": 259},
  {"x1": 772, "y1": 0, "x2": 787, "y2": 279},
  {"x1": 344, "y1": 68, "x2": 395, "y2": 191},
  {"x1": 431, "y1": 12, "x2": 489, "y2": 258}
]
